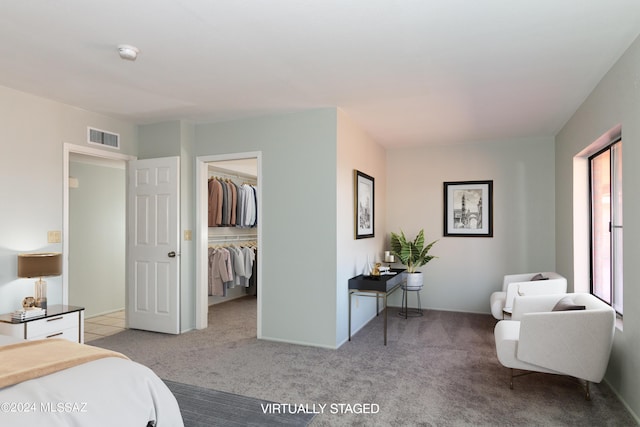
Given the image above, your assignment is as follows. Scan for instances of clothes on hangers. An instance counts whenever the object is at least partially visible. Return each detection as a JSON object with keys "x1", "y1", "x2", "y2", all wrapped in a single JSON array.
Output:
[
  {"x1": 208, "y1": 178, "x2": 223, "y2": 227},
  {"x1": 208, "y1": 246, "x2": 233, "y2": 296},
  {"x1": 207, "y1": 242, "x2": 257, "y2": 296},
  {"x1": 237, "y1": 183, "x2": 257, "y2": 228},
  {"x1": 208, "y1": 178, "x2": 256, "y2": 228}
]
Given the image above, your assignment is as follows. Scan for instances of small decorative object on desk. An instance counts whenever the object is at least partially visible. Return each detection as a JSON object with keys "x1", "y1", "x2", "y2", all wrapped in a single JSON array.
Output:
[
  {"x1": 12, "y1": 307, "x2": 45, "y2": 321},
  {"x1": 383, "y1": 251, "x2": 395, "y2": 263},
  {"x1": 371, "y1": 262, "x2": 381, "y2": 276},
  {"x1": 363, "y1": 255, "x2": 373, "y2": 276},
  {"x1": 22, "y1": 296, "x2": 36, "y2": 308},
  {"x1": 379, "y1": 266, "x2": 396, "y2": 275}
]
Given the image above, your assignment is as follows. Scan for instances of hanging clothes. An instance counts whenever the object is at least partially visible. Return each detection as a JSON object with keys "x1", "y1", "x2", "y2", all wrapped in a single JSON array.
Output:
[
  {"x1": 229, "y1": 246, "x2": 247, "y2": 287},
  {"x1": 220, "y1": 180, "x2": 230, "y2": 226},
  {"x1": 208, "y1": 178, "x2": 223, "y2": 227},
  {"x1": 242, "y1": 245, "x2": 255, "y2": 290},
  {"x1": 208, "y1": 247, "x2": 234, "y2": 296},
  {"x1": 208, "y1": 243, "x2": 257, "y2": 296},
  {"x1": 208, "y1": 177, "x2": 256, "y2": 229},
  {"x1": 236, "y1": 184, "x2": 257, "y2": 228},
  {"x1": 229, "y1": 181, "x2": 238, "y2": 226}
]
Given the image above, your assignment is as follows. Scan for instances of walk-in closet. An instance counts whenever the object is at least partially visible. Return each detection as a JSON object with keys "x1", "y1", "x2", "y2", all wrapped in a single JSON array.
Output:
[{"x1": 207, "y1": 158, "x2": 259, "y2": 310}]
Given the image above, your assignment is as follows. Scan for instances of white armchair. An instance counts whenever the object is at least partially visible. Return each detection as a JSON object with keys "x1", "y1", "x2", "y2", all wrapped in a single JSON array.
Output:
[
  {"x1": 494, "y1": 293, "x2": 616, "y2": 399},
  {"x1": 490, "y1": 272, "x2": 567, "y2": 320}
]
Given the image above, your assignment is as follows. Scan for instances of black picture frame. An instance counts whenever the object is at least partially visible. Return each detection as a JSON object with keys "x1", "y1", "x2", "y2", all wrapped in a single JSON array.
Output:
[
  {"x1": 354, "y1": 170, "x2": 375, "y2": 239},
  {"x1": 443, "y1": 180, "x2": 493, "y2": 237}
]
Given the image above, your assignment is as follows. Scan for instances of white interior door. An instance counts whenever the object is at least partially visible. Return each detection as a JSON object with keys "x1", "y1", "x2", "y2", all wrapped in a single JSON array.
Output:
[{"x1": 127, "y1": 157, "x2": 180, "y2": 334}]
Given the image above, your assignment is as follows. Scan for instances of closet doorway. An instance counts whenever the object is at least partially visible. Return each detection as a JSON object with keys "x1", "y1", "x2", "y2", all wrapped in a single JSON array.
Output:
[
  {"x1": 195, "y1": 152, "x2": 262, "y2": 336},
  {"x1": 63, "y1": 144, "x2": 135, "y2": 337}
]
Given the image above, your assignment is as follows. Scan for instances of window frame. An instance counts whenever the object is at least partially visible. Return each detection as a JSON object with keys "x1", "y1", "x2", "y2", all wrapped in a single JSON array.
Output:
[{"x1": 588, "y1": 137, "x2": 622, "y2": 316}]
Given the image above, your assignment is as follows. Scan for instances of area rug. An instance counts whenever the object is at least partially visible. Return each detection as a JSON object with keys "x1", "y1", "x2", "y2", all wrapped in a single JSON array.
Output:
[{"x1": 163, "y1": 380, "x2": 316, "y2": 427}]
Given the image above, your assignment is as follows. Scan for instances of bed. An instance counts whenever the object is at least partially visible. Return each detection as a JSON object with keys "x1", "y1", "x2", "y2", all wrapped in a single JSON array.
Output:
[{"x1": 0, "y1": 335, "x2": 184, "y2": 426}]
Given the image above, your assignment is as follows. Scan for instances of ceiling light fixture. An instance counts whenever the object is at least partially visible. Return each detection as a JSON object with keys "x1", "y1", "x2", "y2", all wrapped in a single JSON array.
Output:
[{"x1": 117, "y1": 44, "x2": 140, "y2": 61}]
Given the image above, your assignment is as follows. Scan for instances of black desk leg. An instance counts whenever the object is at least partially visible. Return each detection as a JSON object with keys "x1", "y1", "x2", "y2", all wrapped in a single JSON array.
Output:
[
  {"x1": 383, "y1": 293, "x2": 388, "y2": 345},
  {"x1": 348, "y1": 292, "x2": 352, "y2": 341}
]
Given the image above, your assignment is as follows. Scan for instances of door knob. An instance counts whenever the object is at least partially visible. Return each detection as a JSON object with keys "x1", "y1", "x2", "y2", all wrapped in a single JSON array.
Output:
[{"x1": 168, "y1": 251, "x2": 176, "y2": 258}]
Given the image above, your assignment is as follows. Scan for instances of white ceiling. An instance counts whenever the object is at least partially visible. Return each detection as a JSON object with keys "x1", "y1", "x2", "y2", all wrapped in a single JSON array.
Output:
[{"x1": 1, "y1": 1, "x2": 639, "y2": 148}]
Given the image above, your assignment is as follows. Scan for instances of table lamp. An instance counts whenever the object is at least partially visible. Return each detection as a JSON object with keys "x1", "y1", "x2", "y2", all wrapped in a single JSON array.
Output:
[{"x1": 17, "y1": 252, "x2": 62, "y2": 309}]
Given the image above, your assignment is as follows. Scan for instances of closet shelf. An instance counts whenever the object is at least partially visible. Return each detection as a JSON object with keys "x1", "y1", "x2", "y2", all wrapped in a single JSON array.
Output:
[{"x1": 208, "y1": 233, "x2": 257, "y2": 243}]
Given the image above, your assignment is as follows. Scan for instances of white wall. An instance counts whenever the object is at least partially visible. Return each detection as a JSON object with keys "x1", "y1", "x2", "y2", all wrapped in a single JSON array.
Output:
[
  {"x1": 555, "y1": 35, "x2": 640, "y2": 422},
  {"x1": 386, "y1": 138, "x2": 556, "y2": 312},
  {"x1": 336, "y1": 109, "x2": 387, "y2": 345},
  {"x1": 0, "y1": 85, "x2": 138, "y2": 314},
  {"x1": 69, "y1": 160, "x2": 125, "y2": 317},
  {"x1": 195, "y1": 109, "x2": 339, "y2": 348},
  {"x1": 179, "y1": 122, "x2": 196, "y2": 332},
  {"x1": 138, "y1": 120, "x2": 196, "y2": 332}
]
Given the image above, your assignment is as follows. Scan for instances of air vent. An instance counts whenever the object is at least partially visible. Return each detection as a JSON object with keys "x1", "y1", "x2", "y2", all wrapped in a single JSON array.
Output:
[{"x1": 88, "y1": 127, "x2": 120, "y2": 149}]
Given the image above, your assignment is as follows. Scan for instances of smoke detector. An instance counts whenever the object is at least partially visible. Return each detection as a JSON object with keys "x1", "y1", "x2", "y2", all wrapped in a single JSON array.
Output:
[{"x1": 117, "y1": 44, "x2": 140, "y2": 61}]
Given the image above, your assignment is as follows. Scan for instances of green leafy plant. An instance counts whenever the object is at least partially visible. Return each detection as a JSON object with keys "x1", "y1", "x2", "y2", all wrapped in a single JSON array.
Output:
[{"x1": 390, "y1": 229, "x2": 438, "y2": 273}]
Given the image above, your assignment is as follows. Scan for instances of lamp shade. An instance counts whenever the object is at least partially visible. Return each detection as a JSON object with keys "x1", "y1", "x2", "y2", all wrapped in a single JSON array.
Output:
[{"x1": 17, "y1": 253, "x2": 62, "y2": 278}]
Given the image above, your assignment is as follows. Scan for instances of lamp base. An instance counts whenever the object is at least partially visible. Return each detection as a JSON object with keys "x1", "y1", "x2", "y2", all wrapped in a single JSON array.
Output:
[{"x1": 35, "y1": 278, "x2": 47, "y2": 309}]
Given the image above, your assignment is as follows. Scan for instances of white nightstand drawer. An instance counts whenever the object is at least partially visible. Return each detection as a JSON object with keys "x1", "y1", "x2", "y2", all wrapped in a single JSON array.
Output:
[
  {"x1": 26, "y1": 312, "x2": 79, "y2": 339},
  {"x1": 30, "y1": 327, "x2": 80, "y2": 342}
]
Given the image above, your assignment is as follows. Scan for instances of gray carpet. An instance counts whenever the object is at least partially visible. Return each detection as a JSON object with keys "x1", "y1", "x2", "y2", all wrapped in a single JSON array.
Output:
[
  {"x1": 163, "y1": 379, "x2": 315, "y2": 426},
  {"x1": 90, "y1": 297, "x2": 638, "y2": 426}
]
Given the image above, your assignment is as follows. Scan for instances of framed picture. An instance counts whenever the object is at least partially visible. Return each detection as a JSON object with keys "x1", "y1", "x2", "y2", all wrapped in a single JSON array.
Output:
[
  {"x1": 354, "y1": 170, "x2": 374, "y2": 239},
  {"x1": 443, "y1": 180, "x2": 493, "y2": 237}
]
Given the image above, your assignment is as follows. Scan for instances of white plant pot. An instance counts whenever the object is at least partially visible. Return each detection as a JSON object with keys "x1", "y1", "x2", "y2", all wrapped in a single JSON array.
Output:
[{"x1": 405, "y1": 272, "x2": 424, "y2": 290}]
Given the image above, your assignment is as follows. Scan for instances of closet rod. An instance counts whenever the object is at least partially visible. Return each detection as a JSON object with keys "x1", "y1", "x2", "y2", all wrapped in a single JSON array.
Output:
[
  {"x1": 208, "y1": 165, "x2": 256, "y2": 181},
  {"x1": 208, "y1": 233, "x2": 257, "y2": 242}
]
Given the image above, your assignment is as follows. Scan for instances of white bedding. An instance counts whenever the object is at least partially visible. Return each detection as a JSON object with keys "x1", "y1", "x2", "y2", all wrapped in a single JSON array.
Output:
[{"x1": 0, "y1": 336, "x2": 184, "y2": 426}]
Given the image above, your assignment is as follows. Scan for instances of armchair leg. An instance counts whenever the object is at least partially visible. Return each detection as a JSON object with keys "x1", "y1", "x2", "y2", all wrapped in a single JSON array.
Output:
[
  {"x1": 508, "y1": 368, "x2": 534, "y2": 390},
  {"x1": 508, "y1": 370, "x2": 593, "y2": 400},
  {"x1": 585, "y1": 381, "x2": 591, "y2": 401},
  {"x1": 510, "y1": 368, "x2": 514, "y2": 389}
]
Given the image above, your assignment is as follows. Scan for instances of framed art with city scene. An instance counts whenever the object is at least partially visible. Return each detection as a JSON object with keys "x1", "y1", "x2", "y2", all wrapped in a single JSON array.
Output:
[
  {"x1": 354, "y1": 170, "x2": 374, "y2": 239},
  {"x1": 443, "y1": 180, "x2": 493, "y2": 237}
]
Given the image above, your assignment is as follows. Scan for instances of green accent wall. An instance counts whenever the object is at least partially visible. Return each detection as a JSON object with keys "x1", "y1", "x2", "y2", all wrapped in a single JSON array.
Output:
[{"x1": 69, "y1": 161, "x2": 125, "y2": 317}]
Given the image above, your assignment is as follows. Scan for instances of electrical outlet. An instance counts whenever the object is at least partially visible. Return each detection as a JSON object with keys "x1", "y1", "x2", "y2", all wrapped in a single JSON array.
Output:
[
  {"x1": 48, "y1": 230, "x2": 61, "y2": 243},
  {"x1": 184, "y1": 230, "x2": 192, "y2": 241}
]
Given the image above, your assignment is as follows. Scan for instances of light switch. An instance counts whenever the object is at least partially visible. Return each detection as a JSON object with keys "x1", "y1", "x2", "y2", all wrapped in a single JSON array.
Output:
[
  {"x1": 184, "y1": 230, "x2": 192, "y2": 241},
  {"x1": 48, "y1": 231, "x2": 61, "y2": 243}
]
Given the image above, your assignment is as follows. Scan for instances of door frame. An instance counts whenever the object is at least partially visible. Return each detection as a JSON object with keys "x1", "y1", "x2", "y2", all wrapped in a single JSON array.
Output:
[
  {"x1": 62, "y1": 143, "x2": 136, "y2": 305},
  {"x1": 195, "y1": 151, "x2": 262, "y2": 336}
]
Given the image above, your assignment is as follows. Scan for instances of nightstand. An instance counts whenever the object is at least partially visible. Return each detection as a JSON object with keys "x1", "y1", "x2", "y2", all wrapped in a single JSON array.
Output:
[{"x1": 0, "y1": 305, "x2": 85, "y2": 344}]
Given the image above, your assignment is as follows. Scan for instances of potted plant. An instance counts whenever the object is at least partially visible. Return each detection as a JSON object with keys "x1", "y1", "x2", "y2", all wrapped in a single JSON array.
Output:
[{"x1": 390, "y1": 229, "x2": 437, "y2": 289}]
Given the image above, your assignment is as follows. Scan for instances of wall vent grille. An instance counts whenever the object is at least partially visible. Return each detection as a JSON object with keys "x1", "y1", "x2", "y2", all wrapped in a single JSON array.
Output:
[{"x1": 88, "y1": 127, "x2": 120, "y2": 149}]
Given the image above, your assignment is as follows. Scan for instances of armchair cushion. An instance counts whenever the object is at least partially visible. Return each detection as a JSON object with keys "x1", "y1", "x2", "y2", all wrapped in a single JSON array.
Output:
[
  {"x1": 530, "y1": 273, "x2": 549, "y2": 281},
  {"x1": 552, "y1": 296, "x2": 586, "y2": 311}
]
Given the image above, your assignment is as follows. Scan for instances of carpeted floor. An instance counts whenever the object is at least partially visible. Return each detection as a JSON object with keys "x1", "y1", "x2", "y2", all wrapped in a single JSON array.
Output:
[{"x1": 90, "y1": 297, "x2": 638, "y2": 426}]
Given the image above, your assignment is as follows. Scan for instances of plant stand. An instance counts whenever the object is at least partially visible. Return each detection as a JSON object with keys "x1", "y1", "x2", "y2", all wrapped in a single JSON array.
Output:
[{"x1": 399, "y1": 284, "x2": 423, "y2": 318}]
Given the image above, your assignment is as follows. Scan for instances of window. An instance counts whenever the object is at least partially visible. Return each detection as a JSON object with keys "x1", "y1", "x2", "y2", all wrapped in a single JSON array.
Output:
[{"x1": 589, "y1": 139, "x2": 622, "y2": 315}]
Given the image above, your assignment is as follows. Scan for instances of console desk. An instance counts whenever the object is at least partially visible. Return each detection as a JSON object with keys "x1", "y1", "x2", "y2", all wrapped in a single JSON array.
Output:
[{"x1": 348, "y1": 269, "x2": 406, "y2": 345}]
